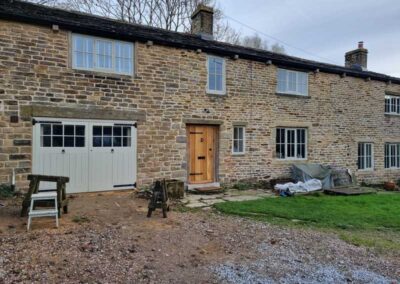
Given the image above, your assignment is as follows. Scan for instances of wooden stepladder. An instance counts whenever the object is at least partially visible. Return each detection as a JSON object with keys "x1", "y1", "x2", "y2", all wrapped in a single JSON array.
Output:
[{"x1": 21, "y1": 174, "x2": 69, "y2": 218}]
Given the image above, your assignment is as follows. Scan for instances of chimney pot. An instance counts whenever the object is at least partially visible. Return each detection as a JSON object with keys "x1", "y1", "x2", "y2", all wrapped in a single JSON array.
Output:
[
  {"x1": 191, "y1": 5, "x2": 214, "y2": 40},
  {"x1": 345, "y1": 41, "x2": 368, "y2": 70}
]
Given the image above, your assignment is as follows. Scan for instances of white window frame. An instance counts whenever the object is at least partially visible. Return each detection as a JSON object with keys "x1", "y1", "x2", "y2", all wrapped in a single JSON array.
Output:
[
  {"x1": 232, "y1": 126, "x2": 245, "y2": 154},
  {"x1": 207, "y1": 55, "x2": 226, "y2": 95},
  {"x1": 385, "y1": 95, "x2": 400, "y2": 115},
  {"x1": 385, "y1": 143, "x2": 400, "y2": 169},
  {"x1": 277, "y1": 68, "x2": 309, "y2": 96},
  {"x1": 71, "y1": 33, "x2": 134, "y2": 76},
  {"x1": 358, "y1": 142, "x2": 374, "y2": 171},
  {"x1": 276, "y1": 128, "x2": 307, "y2": 160}
]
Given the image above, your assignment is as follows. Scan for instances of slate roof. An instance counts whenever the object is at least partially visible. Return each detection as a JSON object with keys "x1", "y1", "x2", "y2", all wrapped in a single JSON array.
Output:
[{"x1": 1, "y1": 0, "x2": 399, "y2": 84}]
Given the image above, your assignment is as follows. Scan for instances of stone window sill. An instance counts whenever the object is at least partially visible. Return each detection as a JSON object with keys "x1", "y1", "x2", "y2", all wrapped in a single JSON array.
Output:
[
  {"x1": 72, "y1": 68, "x2": 134, "y2": 80},
  {"x1": 276, "y1": 92, "x2": 310, "y2": 99},
  {"x1": 384, "y1": 113, "x2": 400, "y2": 118}
]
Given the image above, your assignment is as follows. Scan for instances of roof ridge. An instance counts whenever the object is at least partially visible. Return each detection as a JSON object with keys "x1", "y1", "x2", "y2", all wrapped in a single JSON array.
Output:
[{"x1": 1, "y1": 0, "x2": 399, "y2": 83}]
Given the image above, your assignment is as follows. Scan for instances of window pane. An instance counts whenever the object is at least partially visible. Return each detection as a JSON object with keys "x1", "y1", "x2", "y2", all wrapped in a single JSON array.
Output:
[
  {"x1": 113, "y1": 137, "x2": 122, "y2": 147},
  {"x1": 238, "y1": 140, "x2": 244, "y2": 152},
  {"x1": 52, "y1": 136, "x2": 63, "y2": 147},
  {"x1": 216, "y1": 75, "x2": 223, "y2": 91},
  {"x1": 113, "y1": 126, "x2": 122, "y2": 136},
  {"x1": 385, "y1": 144, "x2": 389, "y2": 168},
  {"x1": 123, "y1": 137, "x2": 131, "y2": 147},
  {"x1": 103, "y1": 136, "x2": 112, "y2": 147},
  {"x1": 288, "y1": 71, "x2": 297, "y2": 92},
  {"x1": 103, "y1": 126, "x2": 112, "y2": 136},
  {"x1": 208, "y1": 57, "x2": 224, "y2": 92},
  {"x1": 123, "y1": 127, "x2": 131, "y2": 137},
  {"x1": 277, "y1": 69, "x2": 286, "y2": 93},
  {"x1": 96, "y1": 40, "x2": 112, "y2": 69},
  {"x1": 385, "y1": 97, "x2": 390, "y2": 113},
  {"x1": 209, "y1": 75, "x2": 216, "y2": 91},
  {"x1": 64, "y1": 125, "x2": 74, "y2": 136},
  {"x1": 93, "y1": 136, "x2": 102, "y2": 147},
  {"x1": 73, "y1": 36, "x2": 94, "y2": 69},
  {"x1": 42, "y1": 136, "x2": 51, "y2": 147},
  {"x1": 215, "y1": 59, "x2": 223, "y2": 75},
  {"x1": 41, "y1": 124, "x2": 51, "y2": 135},
  {"x1": 76, "y1": 126, "x2": 85, "y2": 136},
  {"x1": 75, "y1": 137, "x2": 85, "y2": 147},
  {"x1": 233, "y1": 140, "x2": 239, "y2": 153},
  {"x1": 53, "y1": 125, "x2": 63, "y2": 135},
  {"x1": 93, "y1": 126, "x2": 102, "y2": 136},
  {"x1": 64, "y1": 136, "x2": 74, "y2": 147}
]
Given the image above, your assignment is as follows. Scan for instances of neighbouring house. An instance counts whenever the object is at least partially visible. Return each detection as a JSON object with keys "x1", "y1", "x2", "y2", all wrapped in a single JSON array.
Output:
[{"x1": 1, "y1": 1, "x2": 400, "y2": 193}]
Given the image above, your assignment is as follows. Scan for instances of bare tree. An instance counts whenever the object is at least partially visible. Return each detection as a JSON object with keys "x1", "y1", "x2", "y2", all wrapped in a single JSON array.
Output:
[
  {"x1": 28, "y1": 0, "x2": 286, "y2": 53},
  {"x1": 241, "y1": 33, "x2": 268, "y2": 50},
  {"x1": 241, "y1": 33, "x2": 286, "y2": 54},
  {"x1": 271, "y1": 42, "x2": 285, "y2": 54}
]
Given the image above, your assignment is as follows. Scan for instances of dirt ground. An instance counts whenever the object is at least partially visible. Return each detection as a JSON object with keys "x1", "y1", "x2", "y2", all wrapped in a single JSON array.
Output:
[{"x1": 0, "y1": 191, "x2": 399, "y2": 283}]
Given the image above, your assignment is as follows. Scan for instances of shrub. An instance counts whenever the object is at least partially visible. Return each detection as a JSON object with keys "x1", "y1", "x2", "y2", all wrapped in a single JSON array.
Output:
[{"x1": 0, "y1": 184, "x2": 15, "y2": 199}]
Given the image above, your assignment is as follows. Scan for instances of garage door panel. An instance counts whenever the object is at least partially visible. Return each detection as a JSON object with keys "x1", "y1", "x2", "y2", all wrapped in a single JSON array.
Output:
[{"x1": 33, "y1": 119, "x2": 137, "y2": 193}]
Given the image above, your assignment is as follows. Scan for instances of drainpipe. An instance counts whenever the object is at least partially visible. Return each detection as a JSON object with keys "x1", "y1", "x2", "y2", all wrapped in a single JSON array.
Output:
[{"x1": 11, "y1": 168, "x2": 16, "y2": 192}]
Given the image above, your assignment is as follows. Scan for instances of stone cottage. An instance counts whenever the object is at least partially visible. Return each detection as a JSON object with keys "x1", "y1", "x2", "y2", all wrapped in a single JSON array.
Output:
[{"x1": 1, "y1": 1, "x2": 400, "y2": 193}]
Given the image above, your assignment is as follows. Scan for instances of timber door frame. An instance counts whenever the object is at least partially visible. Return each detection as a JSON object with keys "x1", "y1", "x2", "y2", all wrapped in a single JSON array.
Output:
[{"x1": 186, "y1": 124, "x2": 219, "y2": 184}]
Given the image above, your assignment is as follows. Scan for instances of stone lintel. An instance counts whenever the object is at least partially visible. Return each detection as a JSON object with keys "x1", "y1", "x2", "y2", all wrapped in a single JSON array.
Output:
[
  {"x1": 183, "y1": 118, "x2": 223, "y2": 125},
  {"x1": 20, "y1": 105, "x2": 146, "y2": 122}
]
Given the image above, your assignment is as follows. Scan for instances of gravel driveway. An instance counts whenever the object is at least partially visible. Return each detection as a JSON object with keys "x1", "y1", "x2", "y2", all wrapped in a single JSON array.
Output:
[{"x1": 0, "y1": 191, "x2": 398, "y2": 283}]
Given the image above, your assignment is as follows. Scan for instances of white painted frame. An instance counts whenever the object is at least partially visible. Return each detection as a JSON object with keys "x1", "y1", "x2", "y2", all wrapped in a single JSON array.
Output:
[
  {"x1": 276, "y1": 128, "x2": 307, "y2": 160},
  {"x1": 206, "y1": 55, "x2": 226, "y2": 95},
  {"x1": 357, "y1": 142, "x2": 374, "y2": 171},
  {"x1": 71, "y1": 33, "x2": 134, "y2": 76},
  {"x1": 276, "y1": 68, "x2": 309, "y2": 96},
  {"x1": 232, "y1": 126, "x2": 246, "y2": 155},
  {"x1": 385, "y1": 95, "x2": 400, "y2": 115},
  {"x1": 385, "y1": 142, "x2": 400, "y2": 169}
]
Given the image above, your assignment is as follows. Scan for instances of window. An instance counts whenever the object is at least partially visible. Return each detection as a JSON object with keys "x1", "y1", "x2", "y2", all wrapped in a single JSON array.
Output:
[
  {"x1": 92, "y1": 125, "x2": 131, "y2": 147},
  {"x1": 232, "y1": 126, "x2": 245, "y2": 154},
  {"x1": 358, "y1": 143, "x2": 373, "y2": 170},
  {"x1": 207, "y1": 56, "x2": 225, "y2": 94},
  {"x1": 385, "y1": 143, "x2": 400, "y2": 169},
  {"x1": 277, "y1": 68, "x2": 308, "y2": 96},
  {"x1": 72, "y1": 34, "x2": 134, "y2": 75},
  {"x1": 385, "y1": 95, "x2": 400, "y2": 115},
  {"x1": 276, "y1": 128, "x2": 307, "y2": 159},
  {"x1": 41, "y1": 124, "x2": 85, "y2": 147}
]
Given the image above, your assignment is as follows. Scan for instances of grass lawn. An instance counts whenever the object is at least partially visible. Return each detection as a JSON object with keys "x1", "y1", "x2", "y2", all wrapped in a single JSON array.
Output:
[{"x1": 215, "y1": 192, "x2": 400, "y2": 254}]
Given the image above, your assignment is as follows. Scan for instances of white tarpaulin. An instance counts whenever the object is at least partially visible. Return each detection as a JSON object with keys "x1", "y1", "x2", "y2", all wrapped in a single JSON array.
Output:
[{"x1": 274, "y1": 179, "x2": 322, "y2": 194}]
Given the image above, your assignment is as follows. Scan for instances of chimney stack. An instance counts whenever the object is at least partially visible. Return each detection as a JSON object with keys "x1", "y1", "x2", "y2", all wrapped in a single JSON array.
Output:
[
  {"x1": 345, "y1": 41, "x2": 368, "y2": 70},
  {"x1": 191, "y1": 5, "x2": 214, "y2": 40}
]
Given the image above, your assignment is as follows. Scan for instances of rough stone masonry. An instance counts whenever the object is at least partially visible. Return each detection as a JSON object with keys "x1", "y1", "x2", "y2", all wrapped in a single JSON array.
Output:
[{"x1": 0, "y1": 14, "x2": 400, "y2": 191}]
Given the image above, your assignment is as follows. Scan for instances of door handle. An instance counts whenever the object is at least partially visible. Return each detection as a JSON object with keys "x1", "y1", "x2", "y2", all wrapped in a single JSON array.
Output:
[
  {"x1": 61, "y1": 149, "x2": 65, "y2": 153},
  {"x1": 198, "y1": 156, "x2": 205, "y2": 160},
  {"x1": 111, "y1": 149, "x2": 114, "y2": 153}
]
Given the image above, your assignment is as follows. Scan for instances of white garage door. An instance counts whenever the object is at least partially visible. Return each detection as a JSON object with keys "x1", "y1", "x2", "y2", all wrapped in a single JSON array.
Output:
[{"x1": 32, "y1": 118, "x2": 137, "y2": 193}]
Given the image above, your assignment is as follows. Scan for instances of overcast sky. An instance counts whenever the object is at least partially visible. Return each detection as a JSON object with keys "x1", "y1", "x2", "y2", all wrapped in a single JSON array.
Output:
[{"x1": 220, "y1": 0, "x2": 400, "y2": 77}]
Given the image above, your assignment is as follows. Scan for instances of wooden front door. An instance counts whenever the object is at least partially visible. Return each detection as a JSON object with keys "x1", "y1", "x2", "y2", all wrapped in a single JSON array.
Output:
[{"x1": 187, "y1": 125, "x2": 217, "y2": 184}]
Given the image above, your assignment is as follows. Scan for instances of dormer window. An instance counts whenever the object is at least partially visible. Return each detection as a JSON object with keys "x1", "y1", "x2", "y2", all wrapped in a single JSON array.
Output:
[
  {"x1": 277, "y1": 68, "x2": 308, "y2": 96},
  {"x1": 72, "y1": 34, "x2": 134, "y2": 75}
]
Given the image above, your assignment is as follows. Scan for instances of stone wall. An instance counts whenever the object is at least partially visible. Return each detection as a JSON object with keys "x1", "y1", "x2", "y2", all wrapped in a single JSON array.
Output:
[{"x1": 1, "y1": 20, "x2": 400, "y2": 190}]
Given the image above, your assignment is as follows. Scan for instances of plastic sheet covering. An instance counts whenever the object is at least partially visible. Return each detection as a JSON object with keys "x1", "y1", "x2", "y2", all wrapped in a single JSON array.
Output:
[
  {"x1": 291, "y1": 164, "x2": 334, "y2": 189},
  {"x1": 274, "y1": 179, "x2": 322, "y2": 194}
]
